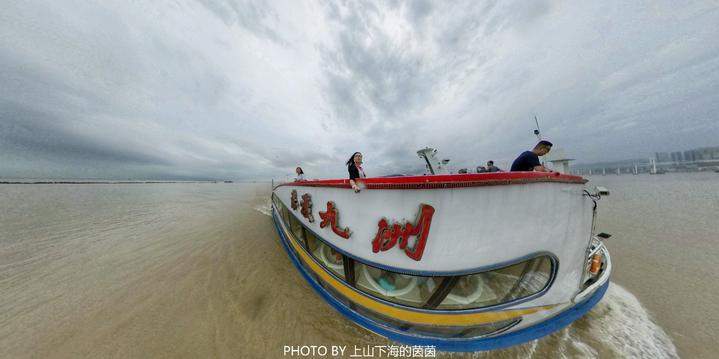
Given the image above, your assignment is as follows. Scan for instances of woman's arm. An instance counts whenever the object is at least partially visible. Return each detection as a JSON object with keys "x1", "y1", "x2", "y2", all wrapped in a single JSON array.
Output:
[
  {"x1": 348, "y1": 166, "x2": 361, "y2": 192},
  {"x1": 349, "y1": 179, "x2": 360, "y2": 192}
]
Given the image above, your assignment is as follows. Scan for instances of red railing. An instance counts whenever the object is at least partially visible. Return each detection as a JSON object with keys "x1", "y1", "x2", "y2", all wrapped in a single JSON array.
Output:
[{"x1": 275, "y1": 172, "x2": 586, "y2": 190}]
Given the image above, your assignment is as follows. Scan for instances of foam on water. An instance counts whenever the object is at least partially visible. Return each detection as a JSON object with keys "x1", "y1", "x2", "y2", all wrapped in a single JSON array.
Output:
[
  {"x1": 446, "y1": 283, "x2": 678, "y2": 358},
  {"x1": 571, "y1": 283, "x2": 678, "y2": 358},
  {"x1": 254, "y1": 199, "x2": 273, "y2": 217}
]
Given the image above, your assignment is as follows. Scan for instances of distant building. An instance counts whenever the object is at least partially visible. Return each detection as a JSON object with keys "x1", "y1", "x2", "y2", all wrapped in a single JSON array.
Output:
[
  {"x1": 699, "y1": 146, "x2": 719, "y2": 160},
  {"x1": 670, "y1": 151, "x2": 683, "y2": 163},
  {"x1": 684, "y1": 150, "x2": 696, "y2": 162},
  {"x1": 568, "y1": 145, "x2": 719, "y2": 174},
  {"x1": 655, "y1": 152, "x2": 671, "y2": 163},
  {"x1": 680, "y1": 146, "x2": 719, "y2": 162}
]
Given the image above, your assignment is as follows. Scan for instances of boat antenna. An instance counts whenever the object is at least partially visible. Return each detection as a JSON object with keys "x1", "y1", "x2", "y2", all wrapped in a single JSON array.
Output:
[
  {"x1": 533, "y1": 116, "x2": 546, "y2": 166},
  {"x1": 533, "y1": 116, "x2": 542, "y2": 140}
]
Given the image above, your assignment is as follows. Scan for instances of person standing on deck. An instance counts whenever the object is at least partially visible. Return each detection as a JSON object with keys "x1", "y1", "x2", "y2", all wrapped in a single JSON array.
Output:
[
  {"x1": 510, "y1": 141, "x2": 554, "y2": 172},
  {"x1": 294, "y1": 167, "x2": 305, "y2": 181},
  {"x1": 346, "y1": 152, "x2": 366, "y2": 193},
  {"x1": 485, "y1": 160, "x2": 501, "y2": 172}
]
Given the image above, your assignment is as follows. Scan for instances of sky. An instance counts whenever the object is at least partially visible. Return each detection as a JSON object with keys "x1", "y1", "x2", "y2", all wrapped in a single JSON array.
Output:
[{"x1": 1, "y1": 0, "x2": 718, "y2": 180}]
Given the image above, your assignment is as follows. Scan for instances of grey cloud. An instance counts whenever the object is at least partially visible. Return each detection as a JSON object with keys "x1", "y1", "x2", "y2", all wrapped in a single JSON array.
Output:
[
  {"x1": 0, "y1": 101, "x2": 170, "y2": 166},
  {"x1": 2, "y1": 1, "x2": 719, "y2": 180},
  {"x1": 196, "y1": 0, "x2": 288, "y2": 45},
  {"x1": 406, "y1": 0, "x2": 432, "y2": 24},
  {"x1": 320, "y1": 2, "x2": 437, "y2": 129},
  {"x1": 318, "y1": 0, "x2": 552, "y2": 141},
  {"x1": 220, "y1": 135, "x2": 336, "y2": 169},
  {"x1": 483, "y1": 0, "x2": 550, "y2": 35}
]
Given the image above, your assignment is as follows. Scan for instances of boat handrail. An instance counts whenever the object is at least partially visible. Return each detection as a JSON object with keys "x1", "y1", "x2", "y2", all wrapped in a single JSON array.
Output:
[{"x1": 274, "y1": 172, "x2": 586, "y2": 190}]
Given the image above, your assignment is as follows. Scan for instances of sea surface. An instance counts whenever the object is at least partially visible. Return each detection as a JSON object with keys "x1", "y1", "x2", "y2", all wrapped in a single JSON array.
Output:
[{"x1": 1, "y1": 173, "x2": 716, "y2": 358}]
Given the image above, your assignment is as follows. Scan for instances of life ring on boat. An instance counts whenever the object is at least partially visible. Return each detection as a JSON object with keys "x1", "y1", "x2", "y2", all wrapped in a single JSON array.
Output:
[
  {"x1": 445, "y1": 275, "x2": 484, "y2": 305},
  {"x1": 360, "y1": 265, "x2": 417, "y2": 297},
  {"x1": 317, "y1": 245, "x2": 344, "y2": 272}
]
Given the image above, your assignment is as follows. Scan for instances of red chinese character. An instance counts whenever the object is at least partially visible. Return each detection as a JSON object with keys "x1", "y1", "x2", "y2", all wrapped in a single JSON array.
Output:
[
  {"x1": 371, "y1": 204, "x2": 435, "y2": 261},
  {"x1": 290, "y1": 190, "x2": 298, "y2": 210},
  {"x1": 300, "y1": 193, "x2": 314, "y2": 223},
  {"x1": 319, "y1": 201, "x2": 351, "y2": 239}
]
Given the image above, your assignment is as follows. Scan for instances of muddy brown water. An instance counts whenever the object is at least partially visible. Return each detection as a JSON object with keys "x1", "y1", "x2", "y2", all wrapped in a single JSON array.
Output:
[{"x1": 3, "y1": 175, "x2": 713, "y2": 358}]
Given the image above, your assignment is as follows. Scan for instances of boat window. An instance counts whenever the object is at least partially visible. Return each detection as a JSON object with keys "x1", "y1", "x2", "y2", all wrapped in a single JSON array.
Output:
[
  {"x1": 436, "y1": 256, "x2": 552, "y2": 310},
  {"x1": 305, "y1": 229, "x2": 345, "y2": 279},
  {"x1": 271, "y1": 193, "x2": 281, "y2": 211},
  {"x1": 353, "y1": 262, "x2": 441, "y2": 308},
  {"x1": 287, "y1": 213, "x2": 305, "y2": 242},
  {"x1": 274, "y1": 191, "x2": 553, "y2": 310},
  {"x1": 278, "y1": 201, "x2": 288, "y2": 223},
  {"x1": 272, "y1": 193, "x2": 291, "y2": 225}
]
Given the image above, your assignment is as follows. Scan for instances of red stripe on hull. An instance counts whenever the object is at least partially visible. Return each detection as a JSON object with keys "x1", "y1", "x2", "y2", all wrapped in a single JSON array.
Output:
[{"x1": 275, "y1": 172, "x2": 586, "y2": 190}]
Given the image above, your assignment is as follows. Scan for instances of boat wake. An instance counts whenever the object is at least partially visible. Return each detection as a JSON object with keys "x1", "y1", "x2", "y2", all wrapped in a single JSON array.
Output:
[
  {"x1": 254, "y1": 200, "x2": 273, "y2": 217},
  {"x1": 574, "y1": 283, "x2": 678, "y2": 358},
  {"x1": 453, "y1": 283, "x2": 678, "y2": 358}
]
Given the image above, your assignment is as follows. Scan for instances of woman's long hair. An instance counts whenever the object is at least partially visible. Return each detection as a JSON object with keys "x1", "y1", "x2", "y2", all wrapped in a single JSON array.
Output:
[
  {"x1": 296, "y1": 167, "x2": 304, "y2": 175},
  {"x1": 346, "y1": 152, "x2": 361, "y2": 167}
]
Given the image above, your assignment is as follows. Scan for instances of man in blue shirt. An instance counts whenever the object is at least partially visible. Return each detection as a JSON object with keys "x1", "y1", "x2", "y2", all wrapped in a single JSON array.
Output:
[{"x1": 510, "y1": 140, "x2": 553, "y2": 172}]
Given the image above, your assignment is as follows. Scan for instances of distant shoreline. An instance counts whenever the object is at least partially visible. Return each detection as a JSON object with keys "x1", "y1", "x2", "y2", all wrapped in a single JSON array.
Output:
[{"x1": 0, "y1": 181, "x2": 235, "y2": 185}]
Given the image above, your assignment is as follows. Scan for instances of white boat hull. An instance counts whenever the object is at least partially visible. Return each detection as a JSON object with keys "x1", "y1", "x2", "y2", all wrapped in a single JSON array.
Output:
[{"x1": 271, "y1": 172, "x2": 611, "y2": 351}]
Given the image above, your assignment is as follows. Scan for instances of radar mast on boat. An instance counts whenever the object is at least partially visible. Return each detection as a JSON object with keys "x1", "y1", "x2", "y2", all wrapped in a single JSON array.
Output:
[{"x1": 417, "y1": 147, "x2": 450, "y2": 175}]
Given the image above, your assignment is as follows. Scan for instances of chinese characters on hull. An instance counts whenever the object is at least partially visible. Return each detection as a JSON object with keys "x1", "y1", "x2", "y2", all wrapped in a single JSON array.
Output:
[
  {"x1": 290, "y1": 190, "x2": 299, "y2": 210},
  {"x1": 371, "y1": 204, "x2": 435, "y2": 261},
  {"x1": 300, "y1": 193, "x2": 315, "y2": 223},
  {"x1": 288, "y1": 190, "x2": 434, "y2": 261},
  {"x1": 319, "y1": 201, "x2": 351, "y2": 239}
]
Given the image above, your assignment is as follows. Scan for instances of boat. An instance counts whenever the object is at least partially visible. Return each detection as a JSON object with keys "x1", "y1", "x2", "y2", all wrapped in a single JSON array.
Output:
[{"x1": 270, "y1": 148, "x2": 611, "y2": 352}]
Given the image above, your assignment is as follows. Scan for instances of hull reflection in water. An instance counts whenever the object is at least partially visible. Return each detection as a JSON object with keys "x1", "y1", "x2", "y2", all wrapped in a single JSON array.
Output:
[{"x1": 271, "y1": 172, "x2": 611, "y2": 351}]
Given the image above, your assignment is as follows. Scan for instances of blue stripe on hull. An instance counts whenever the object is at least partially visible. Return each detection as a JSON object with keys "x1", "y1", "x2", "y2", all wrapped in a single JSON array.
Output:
[{"x1": 272, "y1": 209, "x2": 609, "y2": 352}]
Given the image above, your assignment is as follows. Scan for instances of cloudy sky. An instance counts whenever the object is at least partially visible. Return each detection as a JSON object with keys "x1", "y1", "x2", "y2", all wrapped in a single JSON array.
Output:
[{"x1": 1, "y1": 1, "x2": 718, "y2": 180}]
